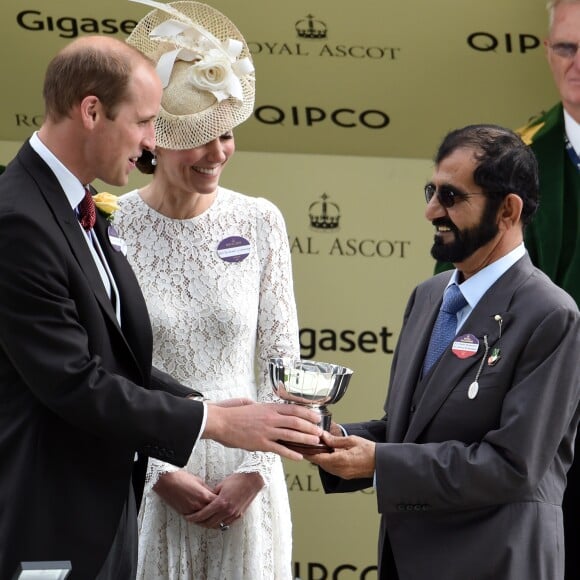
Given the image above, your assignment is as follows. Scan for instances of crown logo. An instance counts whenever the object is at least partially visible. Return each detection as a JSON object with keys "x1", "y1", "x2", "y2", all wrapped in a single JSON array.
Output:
[
  {"x1": 295, "y1": 15, "x2": 328, "y2": 39},
  {"x1": 309, "y1": 193, "x2": 340, "y2": 230}
]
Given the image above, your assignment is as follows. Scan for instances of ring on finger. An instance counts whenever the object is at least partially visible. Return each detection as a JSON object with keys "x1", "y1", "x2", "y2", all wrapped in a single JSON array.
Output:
[{"x1": 219, "y1": 522, "x2": 229, "y2": 531}]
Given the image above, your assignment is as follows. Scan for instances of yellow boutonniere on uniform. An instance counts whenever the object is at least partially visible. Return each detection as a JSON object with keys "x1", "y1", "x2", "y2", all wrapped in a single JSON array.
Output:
[
  {"x1": 515, "y1": 120, "x2": 545, "y2": 146},
  {"x1": 93, "y1": 192, "x2": 120, "y2": 222}
]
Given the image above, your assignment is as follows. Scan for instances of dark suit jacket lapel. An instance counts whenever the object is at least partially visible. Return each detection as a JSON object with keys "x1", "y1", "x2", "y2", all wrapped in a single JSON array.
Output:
[
  {"x1": 386, "y1": 274, "x2": 450, "y2": 442},
  {"x1": 93, "y1": 215, "x2": 153, "y2": 378},
  {"x1": 404, "y1": 256, "x2": 533, "y2": 442},
  {"x1": 18, "y1": 143, "x2": 149, "y2": 381}
]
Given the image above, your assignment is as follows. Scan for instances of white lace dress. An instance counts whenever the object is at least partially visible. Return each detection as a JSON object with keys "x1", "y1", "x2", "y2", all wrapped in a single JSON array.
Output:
[{"x1": 116, "y1": 187, "x2": 299, "y2": 580}]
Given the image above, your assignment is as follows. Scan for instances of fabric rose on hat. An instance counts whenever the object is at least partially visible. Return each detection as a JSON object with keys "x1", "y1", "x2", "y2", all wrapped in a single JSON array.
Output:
[
  {"x1": 188, "y1": 47, "x2": 241, "y2": 102},
  {"x1": 148, "y1": 16, "x2": 254, "y2": 105}
]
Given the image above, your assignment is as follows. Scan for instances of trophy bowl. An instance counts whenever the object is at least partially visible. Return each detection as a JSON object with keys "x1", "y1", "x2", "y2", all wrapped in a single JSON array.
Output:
[{"x1": 268, "y1": 357, "x2": 354, "y2": 454}]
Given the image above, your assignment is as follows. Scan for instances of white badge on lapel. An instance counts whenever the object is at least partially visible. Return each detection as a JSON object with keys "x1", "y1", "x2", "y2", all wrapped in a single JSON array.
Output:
[{"x1": 107, "y1": 224, "x2": 127, "y2": 256}]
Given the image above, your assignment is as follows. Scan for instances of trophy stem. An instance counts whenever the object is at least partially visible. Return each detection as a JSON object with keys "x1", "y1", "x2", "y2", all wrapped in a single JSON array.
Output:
[
  {"x1": 279, "y1": 403, "x2": 333, "y2": 453},
  {"x1": 315, "y1": 405, "x2": 332, "y2": 432}
]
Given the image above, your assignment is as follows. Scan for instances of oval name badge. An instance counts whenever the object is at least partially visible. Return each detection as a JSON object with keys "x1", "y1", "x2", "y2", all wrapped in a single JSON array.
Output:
[
  {"x1": 451, "y1": 333, "x2": 480, "y2": 359},
  {"x1": 217, "y1": 236, "x2": 251, "y2": 263},
  {"x1": 468, "y1": 381, "x2": 479, "y2": 400}
]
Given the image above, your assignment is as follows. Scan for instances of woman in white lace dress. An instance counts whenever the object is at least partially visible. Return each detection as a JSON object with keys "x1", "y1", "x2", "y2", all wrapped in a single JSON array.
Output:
[{"x1": 118, "y1": 2, "x2": 298, "y2": 578}]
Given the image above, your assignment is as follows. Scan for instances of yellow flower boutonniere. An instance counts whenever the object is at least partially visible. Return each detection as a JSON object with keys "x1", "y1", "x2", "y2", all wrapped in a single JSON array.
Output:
[
  {"x1": 93, "y1": 192, "x2": 120, "y2": 222},
  {"x1": 515, "y1": 121, "x2": 545, "y2": 146}
]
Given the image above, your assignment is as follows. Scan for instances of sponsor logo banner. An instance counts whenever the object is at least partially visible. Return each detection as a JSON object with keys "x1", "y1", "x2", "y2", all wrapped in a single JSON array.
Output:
[{"x1": 0, "y1": 0, "x2": 558, "y2": 157}]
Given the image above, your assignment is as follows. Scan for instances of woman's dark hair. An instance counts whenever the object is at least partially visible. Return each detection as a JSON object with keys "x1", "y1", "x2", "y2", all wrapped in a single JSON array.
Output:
[{"x1": 136, "y1": 150, "x2": 157, "y2": 175}]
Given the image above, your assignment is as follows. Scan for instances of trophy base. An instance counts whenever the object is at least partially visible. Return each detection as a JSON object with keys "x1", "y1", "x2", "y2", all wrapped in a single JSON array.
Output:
[{"x1": 278, "y1": 440, "x2": 333, "y2": 455}]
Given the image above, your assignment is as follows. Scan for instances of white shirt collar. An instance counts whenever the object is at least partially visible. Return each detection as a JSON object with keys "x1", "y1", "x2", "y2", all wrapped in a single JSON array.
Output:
[
  {"x1": 448, "y1": 243, "x2": 526, "y2": 310},
  {"x1": 563, "y1": 108, "x2": 580, "y2": 155},
  {"x1": 29, "y1": 132, "x2": 86, "y2": 210}
]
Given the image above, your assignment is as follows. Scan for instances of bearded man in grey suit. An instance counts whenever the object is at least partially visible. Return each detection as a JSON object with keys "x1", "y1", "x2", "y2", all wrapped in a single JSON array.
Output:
[{"x1": 310, "y1": 124, "x2": 580, "y2": 580}]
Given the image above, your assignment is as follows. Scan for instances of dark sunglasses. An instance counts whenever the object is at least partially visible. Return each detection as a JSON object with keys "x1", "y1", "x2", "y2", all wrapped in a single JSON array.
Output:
[{"x1": 424, "y1": 184, "x2": 483, "y2": 208}]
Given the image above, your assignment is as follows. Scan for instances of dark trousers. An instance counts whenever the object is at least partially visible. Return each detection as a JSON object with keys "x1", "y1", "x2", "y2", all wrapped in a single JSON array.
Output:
[{"x1": 95, "y1": 483, "x2": 138, "y2": 580}]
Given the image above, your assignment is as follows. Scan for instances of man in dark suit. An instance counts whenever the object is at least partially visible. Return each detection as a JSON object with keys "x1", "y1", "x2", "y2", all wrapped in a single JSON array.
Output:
[
  {"x1": 0, "y1": 35, "x2": 321, "y2": 580},
  {"x1": 310, "y1": 125, "x2": 580, "y2": 580}
]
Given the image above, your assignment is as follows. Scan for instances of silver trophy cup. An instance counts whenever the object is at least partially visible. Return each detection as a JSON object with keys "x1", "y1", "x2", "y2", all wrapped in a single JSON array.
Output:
[{"x1": 268, "y1": 357, "x2": 354, "y2": 454}]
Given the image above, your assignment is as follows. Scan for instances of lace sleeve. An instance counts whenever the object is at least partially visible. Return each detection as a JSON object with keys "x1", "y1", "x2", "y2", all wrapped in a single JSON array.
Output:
[
  {"x1": 235, "y1": 198, "x2": 300, "y2": 484},
  {"x1": 143, "y1": 458, "x2": 181, "y2": 496}
]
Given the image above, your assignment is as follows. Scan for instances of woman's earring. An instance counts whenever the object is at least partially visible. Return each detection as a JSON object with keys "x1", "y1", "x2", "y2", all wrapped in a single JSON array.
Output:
[{"x1": 151, "y1": 153, "x2": 157, "y2": 166}]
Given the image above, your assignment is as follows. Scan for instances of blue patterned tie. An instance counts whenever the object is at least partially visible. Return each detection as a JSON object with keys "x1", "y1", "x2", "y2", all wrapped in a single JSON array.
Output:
[{"x1": 422, "y1": 284, "x2": 467, "y2": 375}]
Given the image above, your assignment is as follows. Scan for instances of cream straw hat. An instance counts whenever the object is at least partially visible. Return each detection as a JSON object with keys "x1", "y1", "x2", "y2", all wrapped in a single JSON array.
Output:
[{"x1": 127, "y1": 0, "x2": 255, "y2": 149}]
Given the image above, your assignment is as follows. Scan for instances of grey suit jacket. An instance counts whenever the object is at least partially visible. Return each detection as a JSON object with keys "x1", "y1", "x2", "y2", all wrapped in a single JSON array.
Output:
[{"x1": 322, "y1": 255, "x2": 580, "y2": 580}]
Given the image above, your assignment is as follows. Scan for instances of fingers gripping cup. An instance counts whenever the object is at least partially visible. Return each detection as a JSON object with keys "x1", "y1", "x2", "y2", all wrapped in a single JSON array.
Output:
[{"x1": 268, "y1": 357, "x2": 353, "y2": 454}]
